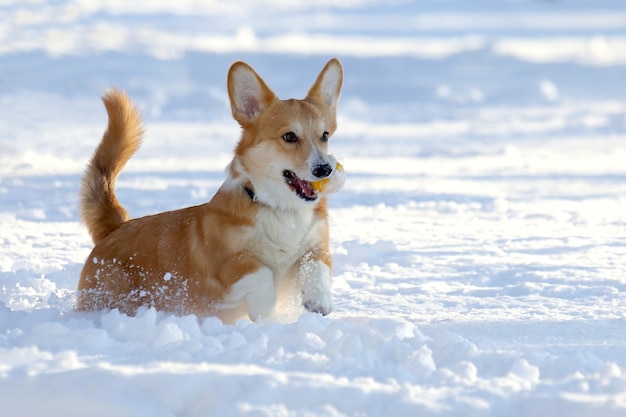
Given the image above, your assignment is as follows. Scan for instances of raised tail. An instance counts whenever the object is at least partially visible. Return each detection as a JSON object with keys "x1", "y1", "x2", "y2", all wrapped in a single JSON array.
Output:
[{"x1": 79, "y1": 89, "x2": 144, "y2": 244}]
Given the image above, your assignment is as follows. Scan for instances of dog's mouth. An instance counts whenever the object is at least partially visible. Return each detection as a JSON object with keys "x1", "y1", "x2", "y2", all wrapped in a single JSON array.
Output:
[{"x1": 283, "y1": 170, "x2": 317, "y2": 201}]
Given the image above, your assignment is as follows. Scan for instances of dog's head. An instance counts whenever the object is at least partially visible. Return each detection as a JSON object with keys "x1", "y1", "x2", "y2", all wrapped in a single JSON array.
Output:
[{"x1": 226, "y1": 59, "x2": 343, "y2": 209}]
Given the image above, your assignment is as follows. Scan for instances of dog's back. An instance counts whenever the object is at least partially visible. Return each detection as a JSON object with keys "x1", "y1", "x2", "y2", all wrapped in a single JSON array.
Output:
[{"x1": 79, "y1": 89, "x2": 143, "y2": 244}]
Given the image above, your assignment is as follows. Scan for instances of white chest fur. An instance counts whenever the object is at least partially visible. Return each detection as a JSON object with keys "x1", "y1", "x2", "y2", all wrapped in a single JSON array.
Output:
[{"x1": 252, "y1": 205, "x2": 320, "y2": 272}]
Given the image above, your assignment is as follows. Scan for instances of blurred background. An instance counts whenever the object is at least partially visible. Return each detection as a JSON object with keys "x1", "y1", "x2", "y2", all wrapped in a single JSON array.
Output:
[{"x1": 2, "y1": 0, "x2": 625, "y2": 124}]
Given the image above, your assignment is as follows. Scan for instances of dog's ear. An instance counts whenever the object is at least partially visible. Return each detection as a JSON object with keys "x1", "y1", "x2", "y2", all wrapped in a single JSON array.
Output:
[
  {"x1": 228, "y1": 62, "x2": 276, "y2": 126},
  {"x1": 307, "y1": 58, "x2": 343, "y2": 115}
]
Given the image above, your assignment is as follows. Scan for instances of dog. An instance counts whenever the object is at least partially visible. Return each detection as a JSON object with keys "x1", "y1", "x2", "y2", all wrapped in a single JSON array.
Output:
[{"x1": 76, "y1": 59, "x2": 344, "y2": 323}]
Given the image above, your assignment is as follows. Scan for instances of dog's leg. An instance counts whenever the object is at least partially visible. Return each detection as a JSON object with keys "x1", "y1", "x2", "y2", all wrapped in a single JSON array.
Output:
[
  {"x1": 299, "y1": 252, "x2": 333, "y2": 315},
  {"x1": 226, "y1": 266, "x2": 276, "y2": 321}
]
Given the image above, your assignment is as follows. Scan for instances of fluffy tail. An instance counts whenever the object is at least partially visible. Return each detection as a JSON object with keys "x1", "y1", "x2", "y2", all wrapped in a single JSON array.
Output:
[{"x1": 79, "y1": 89, "x2": 144, "y2": 244}]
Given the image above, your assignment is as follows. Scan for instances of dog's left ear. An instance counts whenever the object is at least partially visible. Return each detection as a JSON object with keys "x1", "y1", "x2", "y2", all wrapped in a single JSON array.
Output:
[{"x1": 307, "y1": 58, "x2": 343, "y2": 115}]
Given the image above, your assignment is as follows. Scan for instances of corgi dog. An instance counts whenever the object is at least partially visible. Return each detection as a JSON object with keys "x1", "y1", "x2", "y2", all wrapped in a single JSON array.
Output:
[{"x1": 76, "y1": 59, "x2": 344, "y2": 323}]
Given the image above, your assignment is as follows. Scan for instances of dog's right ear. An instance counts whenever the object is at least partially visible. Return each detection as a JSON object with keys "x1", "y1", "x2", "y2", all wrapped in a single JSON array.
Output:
[{"x1": 228, "y1": 62, "x2": 277, "y2": 126}]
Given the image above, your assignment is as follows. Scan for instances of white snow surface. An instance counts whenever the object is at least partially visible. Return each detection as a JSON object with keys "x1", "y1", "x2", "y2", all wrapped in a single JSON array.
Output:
[{"x1": 2, "y1": 0, "x2": 626, "y2": 416}]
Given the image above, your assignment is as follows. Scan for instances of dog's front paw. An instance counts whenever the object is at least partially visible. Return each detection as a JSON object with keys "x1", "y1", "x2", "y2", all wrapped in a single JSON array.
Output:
[
  {"x1": 300, "y1": 260, "x2": 333, "y2": 316},
  {"x1": 303, "y1": 295, "x2": 333, "y2": 316}
]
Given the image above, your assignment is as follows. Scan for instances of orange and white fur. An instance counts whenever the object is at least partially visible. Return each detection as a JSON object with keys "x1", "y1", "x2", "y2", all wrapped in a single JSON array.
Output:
[{"x1": 76, "y1": 59, "x2": 344, "y2": 323}]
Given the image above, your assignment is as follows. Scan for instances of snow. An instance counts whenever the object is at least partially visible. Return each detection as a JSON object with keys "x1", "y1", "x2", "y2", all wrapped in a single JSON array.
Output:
[{"x1": 2, "y1": 0, "x2": 626, "y2": 415}]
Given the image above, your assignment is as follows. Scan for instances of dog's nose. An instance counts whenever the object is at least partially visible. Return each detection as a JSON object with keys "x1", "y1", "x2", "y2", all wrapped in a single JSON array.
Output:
[{"x1": 312, "y1": 163, "x2": 333, "y2": 179}]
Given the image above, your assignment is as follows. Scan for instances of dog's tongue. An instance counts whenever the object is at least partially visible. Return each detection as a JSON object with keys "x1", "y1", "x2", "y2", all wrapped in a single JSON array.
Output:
[{"x1": 296, "y1": 178, "x2": 315, "y2": 198}]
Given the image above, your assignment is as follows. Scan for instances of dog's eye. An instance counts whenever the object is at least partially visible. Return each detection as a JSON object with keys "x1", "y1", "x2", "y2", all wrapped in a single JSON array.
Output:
[
  {"x1": 282, "y1": 132, "x2": 298, "y2": 143},
  {"x1": 321, "y1": 131, "x2": 329, "y2": 142}
]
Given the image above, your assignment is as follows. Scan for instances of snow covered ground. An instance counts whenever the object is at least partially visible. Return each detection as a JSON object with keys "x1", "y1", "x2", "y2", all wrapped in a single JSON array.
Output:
[{"x1": 2, "y1": 0, "x2": 626, "y2": 415}]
